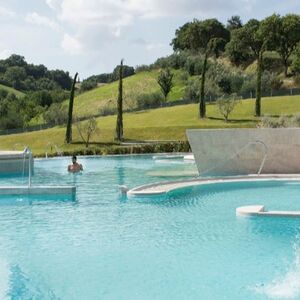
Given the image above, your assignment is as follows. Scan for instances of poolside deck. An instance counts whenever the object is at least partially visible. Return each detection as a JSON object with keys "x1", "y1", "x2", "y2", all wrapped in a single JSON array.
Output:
[{"x1": 127, "y1": 174, "x2": 300, "y2": 196}]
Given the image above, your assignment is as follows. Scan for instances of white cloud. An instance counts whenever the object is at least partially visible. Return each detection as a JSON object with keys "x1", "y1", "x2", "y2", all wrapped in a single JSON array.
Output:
[
  {"x1": 25, "y1": 12, "x2": 60, "y2": 31},
  {"x1": 46, "y1": 0, "x2": 61, "y2": 10},
  {"x1": 0, "y1": 6, "x2": 16, "y2": 18},
  {"x1": 61, "y1": 33, "x2": 84, "y2": 55},
  {"x1": 44, "y1": 0, "x2": 256, "y2": 54}
]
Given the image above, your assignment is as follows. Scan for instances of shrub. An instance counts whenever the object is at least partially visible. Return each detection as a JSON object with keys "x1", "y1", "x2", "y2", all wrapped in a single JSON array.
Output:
[
  {"x1": 135, "y1": 92, "x2": 164, "y2": 109},
  {"x1": 80, "y1": 79, "x2": 97, "y2": 92},
  {"x1": 259, "y1": 115, "x2": 292, "y2": 128},
  {"x1": 99, "y1": 105, "x2": 117, "y2": 116},
  {"x1": 43, "y1": 103, "x2": 68, "y2": 125},
  {"x1": 135, "y1": 65, "x2": 151, "y2": 73}
]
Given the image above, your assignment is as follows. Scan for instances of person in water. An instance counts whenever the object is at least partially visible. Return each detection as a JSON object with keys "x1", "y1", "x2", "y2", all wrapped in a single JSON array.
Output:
[{"x1": 68, "y1": 155, "x2": 83, "y2": 173}]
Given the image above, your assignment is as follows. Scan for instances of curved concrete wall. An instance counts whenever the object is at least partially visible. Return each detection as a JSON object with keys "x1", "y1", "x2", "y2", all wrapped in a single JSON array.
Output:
[{"x1": 187, "y1": 128, "x2": 300, "y2": 175}]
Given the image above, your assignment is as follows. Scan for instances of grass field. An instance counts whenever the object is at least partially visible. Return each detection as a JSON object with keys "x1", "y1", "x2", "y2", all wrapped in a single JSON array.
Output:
[
  {"x1": 63, "y1": 70, "x2": 187, "y2": 118},
  {"x1": 1, "y1": 95, "x2": 300, "y2": 155},
  {"x1": 0, "y1": 84, "x2": 25, "y2": 97}
]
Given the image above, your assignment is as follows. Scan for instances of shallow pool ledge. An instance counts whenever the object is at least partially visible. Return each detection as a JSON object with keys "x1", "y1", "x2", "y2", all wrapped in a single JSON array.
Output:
[
  {"x1": 0, "y1": 185, "x2": 76, "y2": 196},
  {"x1": 236, "y1": 205, "x2": 300, "y2": 218},
  {"x1": 127, "y1": 174, "x2": 300, "y2": 197}
]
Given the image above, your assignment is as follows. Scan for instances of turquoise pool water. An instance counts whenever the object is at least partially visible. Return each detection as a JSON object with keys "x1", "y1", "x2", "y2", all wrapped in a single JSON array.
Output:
[{"x1": 1, "y1": 156, "x2": 300, "y2": 299}]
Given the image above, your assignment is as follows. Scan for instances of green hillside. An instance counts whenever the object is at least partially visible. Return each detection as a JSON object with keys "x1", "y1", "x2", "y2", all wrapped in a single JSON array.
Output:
[
  {"x1": 0, "y1": 83, "x2": 25, "y2": 97},
  {"x1": 65, "y1": 69, "x2": 187, "y2": 118},
  {"x1": 1, "y1": 95, "x2": 300, "y2": 155}
]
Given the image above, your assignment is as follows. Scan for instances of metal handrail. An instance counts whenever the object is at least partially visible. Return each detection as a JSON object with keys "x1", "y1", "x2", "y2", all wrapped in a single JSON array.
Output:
[
  {"x1": 45, "y1": 142, "x2": 62, "y2": 158},
  {"x1": 23, "y1": 147, "x2": 32, "y2": 187},
  {"x1": 199, "y1": 140, "x2": 268, "y2": 176}
]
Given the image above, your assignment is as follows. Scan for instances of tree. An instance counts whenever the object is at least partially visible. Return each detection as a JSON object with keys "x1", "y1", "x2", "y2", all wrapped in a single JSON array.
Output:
[
  {"x1": 276, "y1": 14, "x2": 300, "y2": 77},
  {"x1": 226, "y1": 17, "x2": 279, "y2": 116},
  {"x1": 291, "y1": 44, "x2": 300, "y2": 74},
  {"x1": 4, "y1": 66, "x2": 26, "y2": 89},
  {"x1": 75, "y1": 117, "x2": 99, "y2": 148},
  {"x1": 111, "y1": 65, "x2": 134, "y2": 81},
  {"x1": 115, "y1": 59, "x2": 124, "y2": 142},
  {"x1": 216, "y1": 94, "x2": 239, "y2": 122},
  {"x1": 65, "y1": 72, "x2": 78, "y2": 143},
  {"x1": 157, "y1": 68, "x2": 173, "y2": 102},
  {"x1": 172, "y1": 19, "x2": 230, "y2": 118},
  {"x1": 227, "y1": 15, "x2": 243, "y2": 31}
]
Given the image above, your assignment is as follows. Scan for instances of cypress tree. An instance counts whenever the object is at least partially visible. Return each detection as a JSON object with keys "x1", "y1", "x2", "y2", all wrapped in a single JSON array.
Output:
[
  {"x1": 65, "y1": 72, "x2": 78, "y2": 143},
  {"x1": 115, "y1": 59, "x2": 124, "y2": 141}
]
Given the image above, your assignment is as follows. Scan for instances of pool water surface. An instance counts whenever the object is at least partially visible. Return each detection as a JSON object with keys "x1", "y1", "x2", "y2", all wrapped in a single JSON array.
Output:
[{"x1": 0, "y1": 155, "x2": 300, "y2": 299}]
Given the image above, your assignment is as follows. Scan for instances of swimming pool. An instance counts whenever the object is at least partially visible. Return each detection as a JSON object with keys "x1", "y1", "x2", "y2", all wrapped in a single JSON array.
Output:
[{"x1": 0, "y1": 155, "x2": 300, "y2": 299}]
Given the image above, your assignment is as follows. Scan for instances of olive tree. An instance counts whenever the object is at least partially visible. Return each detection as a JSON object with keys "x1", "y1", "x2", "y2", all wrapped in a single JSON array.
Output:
[
  {"x1": 216, "y1": 94, "x2": 239, "y2": 122},
  {"x1": 75, "y1": 117, "x2": 99, "y2": 148}
]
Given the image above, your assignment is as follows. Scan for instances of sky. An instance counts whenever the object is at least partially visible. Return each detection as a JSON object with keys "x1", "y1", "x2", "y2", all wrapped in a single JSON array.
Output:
[{"x1": 0, "y1": 0, "x2": 299, "y2": 79}]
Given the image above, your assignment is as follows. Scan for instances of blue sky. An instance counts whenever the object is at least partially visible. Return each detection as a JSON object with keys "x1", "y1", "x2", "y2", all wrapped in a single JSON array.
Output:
[{"x1": 0, "y1": 0, "x2": 299, "y2": 78}]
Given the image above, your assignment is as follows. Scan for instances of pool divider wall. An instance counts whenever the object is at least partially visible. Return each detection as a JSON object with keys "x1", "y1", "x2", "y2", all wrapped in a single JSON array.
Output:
[
  {"x1": 187, "y1": 128, "x2": 300, "y2": 176},
  {"x1": 0, "y1": 151, "x2": 33, "y2": 175}
]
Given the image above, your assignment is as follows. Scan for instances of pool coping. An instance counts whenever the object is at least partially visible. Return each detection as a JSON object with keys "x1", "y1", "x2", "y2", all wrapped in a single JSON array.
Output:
[{"x1": 127, "y1": 174, "x2": 300, "y2": 196}]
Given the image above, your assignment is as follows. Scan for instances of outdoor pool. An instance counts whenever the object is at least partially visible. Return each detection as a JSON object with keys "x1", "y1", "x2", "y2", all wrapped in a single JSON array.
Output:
[{"x1": 0, "y1": 155, "x2": 300, "y2": 299}]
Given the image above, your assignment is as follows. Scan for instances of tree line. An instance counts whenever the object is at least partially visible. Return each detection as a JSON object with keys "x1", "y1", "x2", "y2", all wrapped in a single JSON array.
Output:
[
  {"x1": 0, "y1": 54, "x2": 72, "y2": 91},
  {"x1": 172, "y1": 14, "x2": 300, "y2": 117}
]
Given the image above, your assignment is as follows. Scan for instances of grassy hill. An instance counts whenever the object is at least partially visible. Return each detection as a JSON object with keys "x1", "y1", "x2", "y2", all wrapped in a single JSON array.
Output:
[
  {"x1": 64, "y1": 70, "x2": 187, "y2": 118},
  {"x1": 0, "y1": 84, "x2": 25, "y2": 97},
  {"x1": 1, "y1": 95, "x2": 300, "y2": 155}
]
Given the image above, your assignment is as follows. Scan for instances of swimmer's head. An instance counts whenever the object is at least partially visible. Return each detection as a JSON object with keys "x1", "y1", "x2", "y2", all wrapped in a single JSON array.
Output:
[{"x1": 72, "y1": 155, "x2": 77, "y2": 164}]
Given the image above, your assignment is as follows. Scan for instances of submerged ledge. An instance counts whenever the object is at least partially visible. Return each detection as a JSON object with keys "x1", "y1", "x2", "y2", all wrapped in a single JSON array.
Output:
[
  {"x1": 0, "y1": 185, "x2": 76, "y2": 196},
  {"x1": 236, "y1": 205, "x2": 300, "y2": 218},
  {"x1": 127, "y1": 174, "x2": 300, "y2": 196}
]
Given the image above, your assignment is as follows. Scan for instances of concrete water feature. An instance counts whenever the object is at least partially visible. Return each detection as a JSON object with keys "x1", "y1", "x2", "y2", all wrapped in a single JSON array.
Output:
[{"x1": 187, "y1": 128, "x2": 300, "y2": 176}]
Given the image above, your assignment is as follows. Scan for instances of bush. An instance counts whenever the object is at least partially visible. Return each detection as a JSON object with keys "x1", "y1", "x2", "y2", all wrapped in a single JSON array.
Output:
[
  {"x1": 99, "y1": 105, "x2": 117, "y2": 116},
  {"x1": 135, "y1": 65, "x2": 151, "y2": 73},
  {"x1": 184, "y1": 55, "x2": 204, "y2": 76},
  {"x1": 135, "y1": 92, "x2": 164, "y2": 109},
  {"x1": 184, "y1": 78, "x2": 200, "y2": 102},
  {"x1": 259, "y1": 115, "x2": 293, "y2": 128},
  {"x1": 80, "y1": 79, "x2": 97, "y2": 92},
  {"x1": 43, "y1": 103, "x2": 68, "y2": 125}
]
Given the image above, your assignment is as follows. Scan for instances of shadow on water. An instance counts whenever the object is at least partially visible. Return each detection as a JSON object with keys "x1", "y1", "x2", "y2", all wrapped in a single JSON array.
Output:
[{"x1": 8, "y1": 265, "x2": 60, "y2": 300}]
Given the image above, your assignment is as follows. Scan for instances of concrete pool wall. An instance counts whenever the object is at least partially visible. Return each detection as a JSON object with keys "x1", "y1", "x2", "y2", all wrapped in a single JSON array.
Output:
[
  {"x1": 187, "y1": 128, "x2": 300, "y2": 176},
  {"x1": 0, "y1": 151, "x2": 33, "y2": 175}
]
